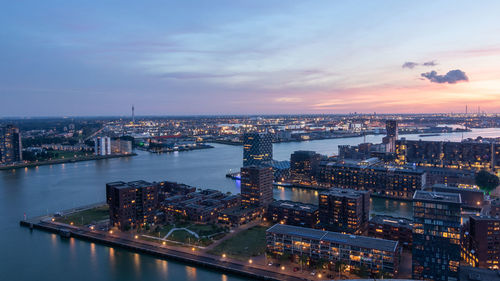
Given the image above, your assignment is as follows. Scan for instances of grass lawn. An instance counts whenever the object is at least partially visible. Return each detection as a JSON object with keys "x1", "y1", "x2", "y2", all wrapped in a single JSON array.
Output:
[
  {"x1": 56, "y1": 205, "x2": 109, "y2": 226},
  {"x1": 149, "y1": 225, "x2": 176, "y2": 237},
  {"x1": 51, "y1": 150, "x2": 90, "y2": 159},
  {"x1": 169, "y1": 229, "x2": 198, "y2": 243},
  {"x1": 187, "y1": 223, "x2": 226, "y2": 237},
  {"x1": 208, "y1": 225, "x2": 267, "y2": 260}
]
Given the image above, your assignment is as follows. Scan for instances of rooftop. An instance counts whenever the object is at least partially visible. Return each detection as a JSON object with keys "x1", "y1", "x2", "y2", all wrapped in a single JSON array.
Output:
[
  {"x1": 320, "y1": 187, "x2": 369, "y2": 199},
  {"x1": 269, "y1": 200, "x2": 318, "y2": 213},
  {"x1": 413, "y1": 190, "x2": 462, "y2": 204},
  {"x1": 267, "y1": 224, "x2": 399, "y2": 252},
  {"x1": 370, "y1": 215, "x2": 413, "y2": 229}
]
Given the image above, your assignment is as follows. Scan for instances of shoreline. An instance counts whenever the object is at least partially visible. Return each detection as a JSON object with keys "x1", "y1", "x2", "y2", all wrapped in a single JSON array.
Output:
[
  {"x1": 0, "y1": 153, "x2": 137, "y2": 171},
  {"x1": 20, "y1": 217, "x2": 307, "y2": 281}
]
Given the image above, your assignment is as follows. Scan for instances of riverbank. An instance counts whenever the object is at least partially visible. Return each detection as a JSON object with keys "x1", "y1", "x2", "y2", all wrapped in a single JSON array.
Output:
[
  {"x1": 20, "y1": 217, "x2": 308, "y2": 281},
  {"x1": 0, "y1": 153, "x2": 137, "y2": 171}
]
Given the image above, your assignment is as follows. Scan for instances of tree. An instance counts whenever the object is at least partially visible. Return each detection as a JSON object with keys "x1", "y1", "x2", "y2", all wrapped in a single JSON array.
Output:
[{"x1": 475, "y1": 170, "x2": 499, "y2": 194}]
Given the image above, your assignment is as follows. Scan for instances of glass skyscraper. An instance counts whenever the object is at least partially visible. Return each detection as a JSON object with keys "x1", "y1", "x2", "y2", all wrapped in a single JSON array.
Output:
[
  {"x1": 412, "y1": 190, "x2": 462, "y2": 281},
  {"x1": 242, "y1": 132, "x2": 272, "y2": 166}
]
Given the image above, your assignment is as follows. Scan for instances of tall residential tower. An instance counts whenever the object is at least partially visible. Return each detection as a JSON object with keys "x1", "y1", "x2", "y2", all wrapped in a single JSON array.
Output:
[{"x1": 242, "y1": 132, "x2": 272, "y2": 167}]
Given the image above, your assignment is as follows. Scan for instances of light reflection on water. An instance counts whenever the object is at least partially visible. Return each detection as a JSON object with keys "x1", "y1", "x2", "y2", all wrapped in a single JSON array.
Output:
[{"x1": 2, "y1": 128, "x2": 498, "y2": 280}]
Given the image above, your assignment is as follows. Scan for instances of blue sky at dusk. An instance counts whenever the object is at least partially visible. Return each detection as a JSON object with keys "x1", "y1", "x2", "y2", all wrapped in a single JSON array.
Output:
[{"x1": 1, "y1": 1, "x2": 500, "y2": 116}]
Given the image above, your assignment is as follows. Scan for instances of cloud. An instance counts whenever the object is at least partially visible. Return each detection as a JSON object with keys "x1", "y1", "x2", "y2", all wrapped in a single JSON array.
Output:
[
  {"x1": 159, "y1": 72, "x2": 238, "y2": 80},
  {"x1": 422, "y1": 60, "x2": 437, "y2": 66},
  {"x1": 421, "y1": 69, "x2": 469, "y2": 84},
  {"x1": 275, "y1": 97, "x2": 303, "y2": 103},
  {"x1": 403, "y1": 60, "x2": 437, "y2": 69},
  {"x1": 402, "y1": 62, "x2": 419, "y2": 69}
]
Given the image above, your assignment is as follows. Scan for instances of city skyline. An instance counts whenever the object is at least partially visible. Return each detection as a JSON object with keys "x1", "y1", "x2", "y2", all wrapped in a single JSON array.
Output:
[{"x1": 2, "y1": 1, "x2": 500, "y2": 116}]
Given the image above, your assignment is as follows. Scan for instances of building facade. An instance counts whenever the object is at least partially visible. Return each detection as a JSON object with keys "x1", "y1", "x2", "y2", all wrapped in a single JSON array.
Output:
[
  {"x1": 290, "y1": 150, "x2": 321, "y2": 185},
  {"x1": 318, "y1": 188, "x2": 370, "y2": 234},
  {"x1": 266, "y1": 200, "x2": 318, "y2": 228},
  {"x1": 368, "y1": 215, "x2": 413, "y2": 248},
  {"x1": 240, "y1": 165, "x2": 273, "y2": 208},
  {"x1": 111, "y1": 139, "x2": 132, "y2": 154},
  {"x1": 106, "y1": 180, "x2": 159, "y2": 230},
  {"x1": 412, "y1": 190, "x2": 462, "y2": 281},
  {"x1": 461, "y1": 215, "x2": 500, "y2": 269},
  {"x1": 319, "y1": 162, "x2": 426, "y2": 199},
  {"x1": 94, "y1": 136, "x2": 111, "y2": 155},
  {"x1": 395, "y1": 139, "x2": 500, "y2": 174},
  {"x1": 242, "y1": 132, "x2": 273, "y2": 167},
  {"x1": 266, "y1": 224, "x2": 400, "y2": 277},
  {"x1": 0, "y1": 125, "x2": 22, "y2": 164}
]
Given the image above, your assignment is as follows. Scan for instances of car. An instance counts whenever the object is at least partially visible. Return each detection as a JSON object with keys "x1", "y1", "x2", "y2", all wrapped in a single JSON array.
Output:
[
  {"x1": 268, "y1": 262, "x2": 273, "y2": 266},
  {"x1": 310, "y1": 271, "x2": 316, "y2": 276}
]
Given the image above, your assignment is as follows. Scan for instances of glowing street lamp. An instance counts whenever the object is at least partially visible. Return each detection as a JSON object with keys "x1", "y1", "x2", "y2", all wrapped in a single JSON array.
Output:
[{"x1": 248, "y1": 259, "x2": 253, "y2": 264}]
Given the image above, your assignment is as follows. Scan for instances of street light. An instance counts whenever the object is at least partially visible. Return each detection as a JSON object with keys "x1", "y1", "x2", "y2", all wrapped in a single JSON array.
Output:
[
  {"x1": 248, "y1": 259, "x2": 253, "y2": 264},
  {"x1": 192, "y1": 247, "x2": 195, "y2": 251},
  {"x1": 134, "y1": 235, "x2": 138, "y2": 239},
  {"x1": 281, "y1": 266, "x2": 285, "y2": 270},
  {"x1": 222, "y1": 254, "x2": 226, "y2": 258}
]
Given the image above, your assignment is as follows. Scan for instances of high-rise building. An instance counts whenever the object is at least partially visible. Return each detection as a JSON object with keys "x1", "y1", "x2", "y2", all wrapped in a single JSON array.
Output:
[
  {"x1": 382, "y1": 120, "x2": 398, "y2": 153},
  {"x1": 412, "y1": 190, "x2": 462, "y2": 281},
  {"x1": 106, "y1": 180, "x2": 158, "y2": 230},
  {"x1": 240, "y1": 165, "x2": 273, "y2": 208},
  {"x1": 386, "y1": 120, "x2": 398, "y2": 138},
  {"x1": 461, "y1": 215, "x2": 500, "y2": 269},
  {"x1": 318, "y1": 188, "x2": 370, "y2": 234},
  {"x1": 94, "y1": 136, "x2": 111, "y2": 155},
  {"x1": 290, "y1": 150, "x2": 321, "y2": 185},
  {"x1": 0, "y1": 125, "x2": 22, "y2": 164},
  {"x1": 242, "y1": 132, "x2": 272, "y2": 167}
]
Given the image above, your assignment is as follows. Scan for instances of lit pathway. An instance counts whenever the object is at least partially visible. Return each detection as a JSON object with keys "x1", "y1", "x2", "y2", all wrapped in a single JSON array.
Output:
[{"x1": 164, "y1": 227, "x2": 199, "y2": 239}]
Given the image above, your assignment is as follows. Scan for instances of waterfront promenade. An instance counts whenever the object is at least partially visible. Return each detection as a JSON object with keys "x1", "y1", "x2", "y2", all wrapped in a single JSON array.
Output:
[
  {"x1": 0, "y1": 153, "x2": 136, "y2": 171},
  {"x1": 20, "y1": 217, "x2": 309, "y2": 281}
]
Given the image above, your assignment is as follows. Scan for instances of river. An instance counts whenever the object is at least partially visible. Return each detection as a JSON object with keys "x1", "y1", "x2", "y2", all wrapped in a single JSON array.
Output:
[{"x1": 1, "y1": 128, "x2": 498, "y2": 280}]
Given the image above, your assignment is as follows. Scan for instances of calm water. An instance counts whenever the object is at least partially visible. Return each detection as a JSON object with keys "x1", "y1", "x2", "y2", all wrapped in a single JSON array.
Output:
[{"x1": 1, "y1": 128, "x2": 498, "y2": 280}]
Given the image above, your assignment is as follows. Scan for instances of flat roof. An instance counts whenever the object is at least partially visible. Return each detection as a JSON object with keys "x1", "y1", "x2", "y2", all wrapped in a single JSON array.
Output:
[
  {"x1": 325, "y1": 162, "x2": 425, "y2": 174},
  {"x1": 128, "y1": 180, "x2": 153, "y2": 188},
  {"x1": 267, "y1": 224, "x2": 398, "y2": 252},
  {"x1": 320, "y1": 187, "x2": 369, "y2": 199},
  {"x1": 370, "y1": 215, "x2": 413, "y2": 229},
  {"x1": 269, "y1": 200, "x2": 318, "y2": 212},
  {"x1": 413, "y1": 190, "x2": 462, "y2": 204}
]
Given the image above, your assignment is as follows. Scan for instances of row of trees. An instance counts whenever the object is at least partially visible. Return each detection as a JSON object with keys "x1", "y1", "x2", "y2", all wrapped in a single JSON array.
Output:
[{"x1": 475, "y1": 170, "x2": 500, "y2": 194}]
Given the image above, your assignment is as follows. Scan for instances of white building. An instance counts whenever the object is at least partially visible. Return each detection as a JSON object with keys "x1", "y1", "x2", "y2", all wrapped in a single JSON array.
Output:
[{"x1": 94, "y1": 137, "x2": 111, "y2": 155}]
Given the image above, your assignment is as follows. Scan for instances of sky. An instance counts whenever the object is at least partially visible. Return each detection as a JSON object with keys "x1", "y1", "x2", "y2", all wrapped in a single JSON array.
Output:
[{"x1": 1, "y1": 1, "x2": 500, "y2": 117}]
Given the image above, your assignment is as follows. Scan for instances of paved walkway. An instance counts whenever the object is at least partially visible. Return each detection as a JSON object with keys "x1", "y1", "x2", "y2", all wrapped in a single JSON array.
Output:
[
  {"x1": 27, "y1": 220, "x2": 309, "y2": 281},
  {"x1": 164, "y1": 227, "x2": 199, "y2": 239}
]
